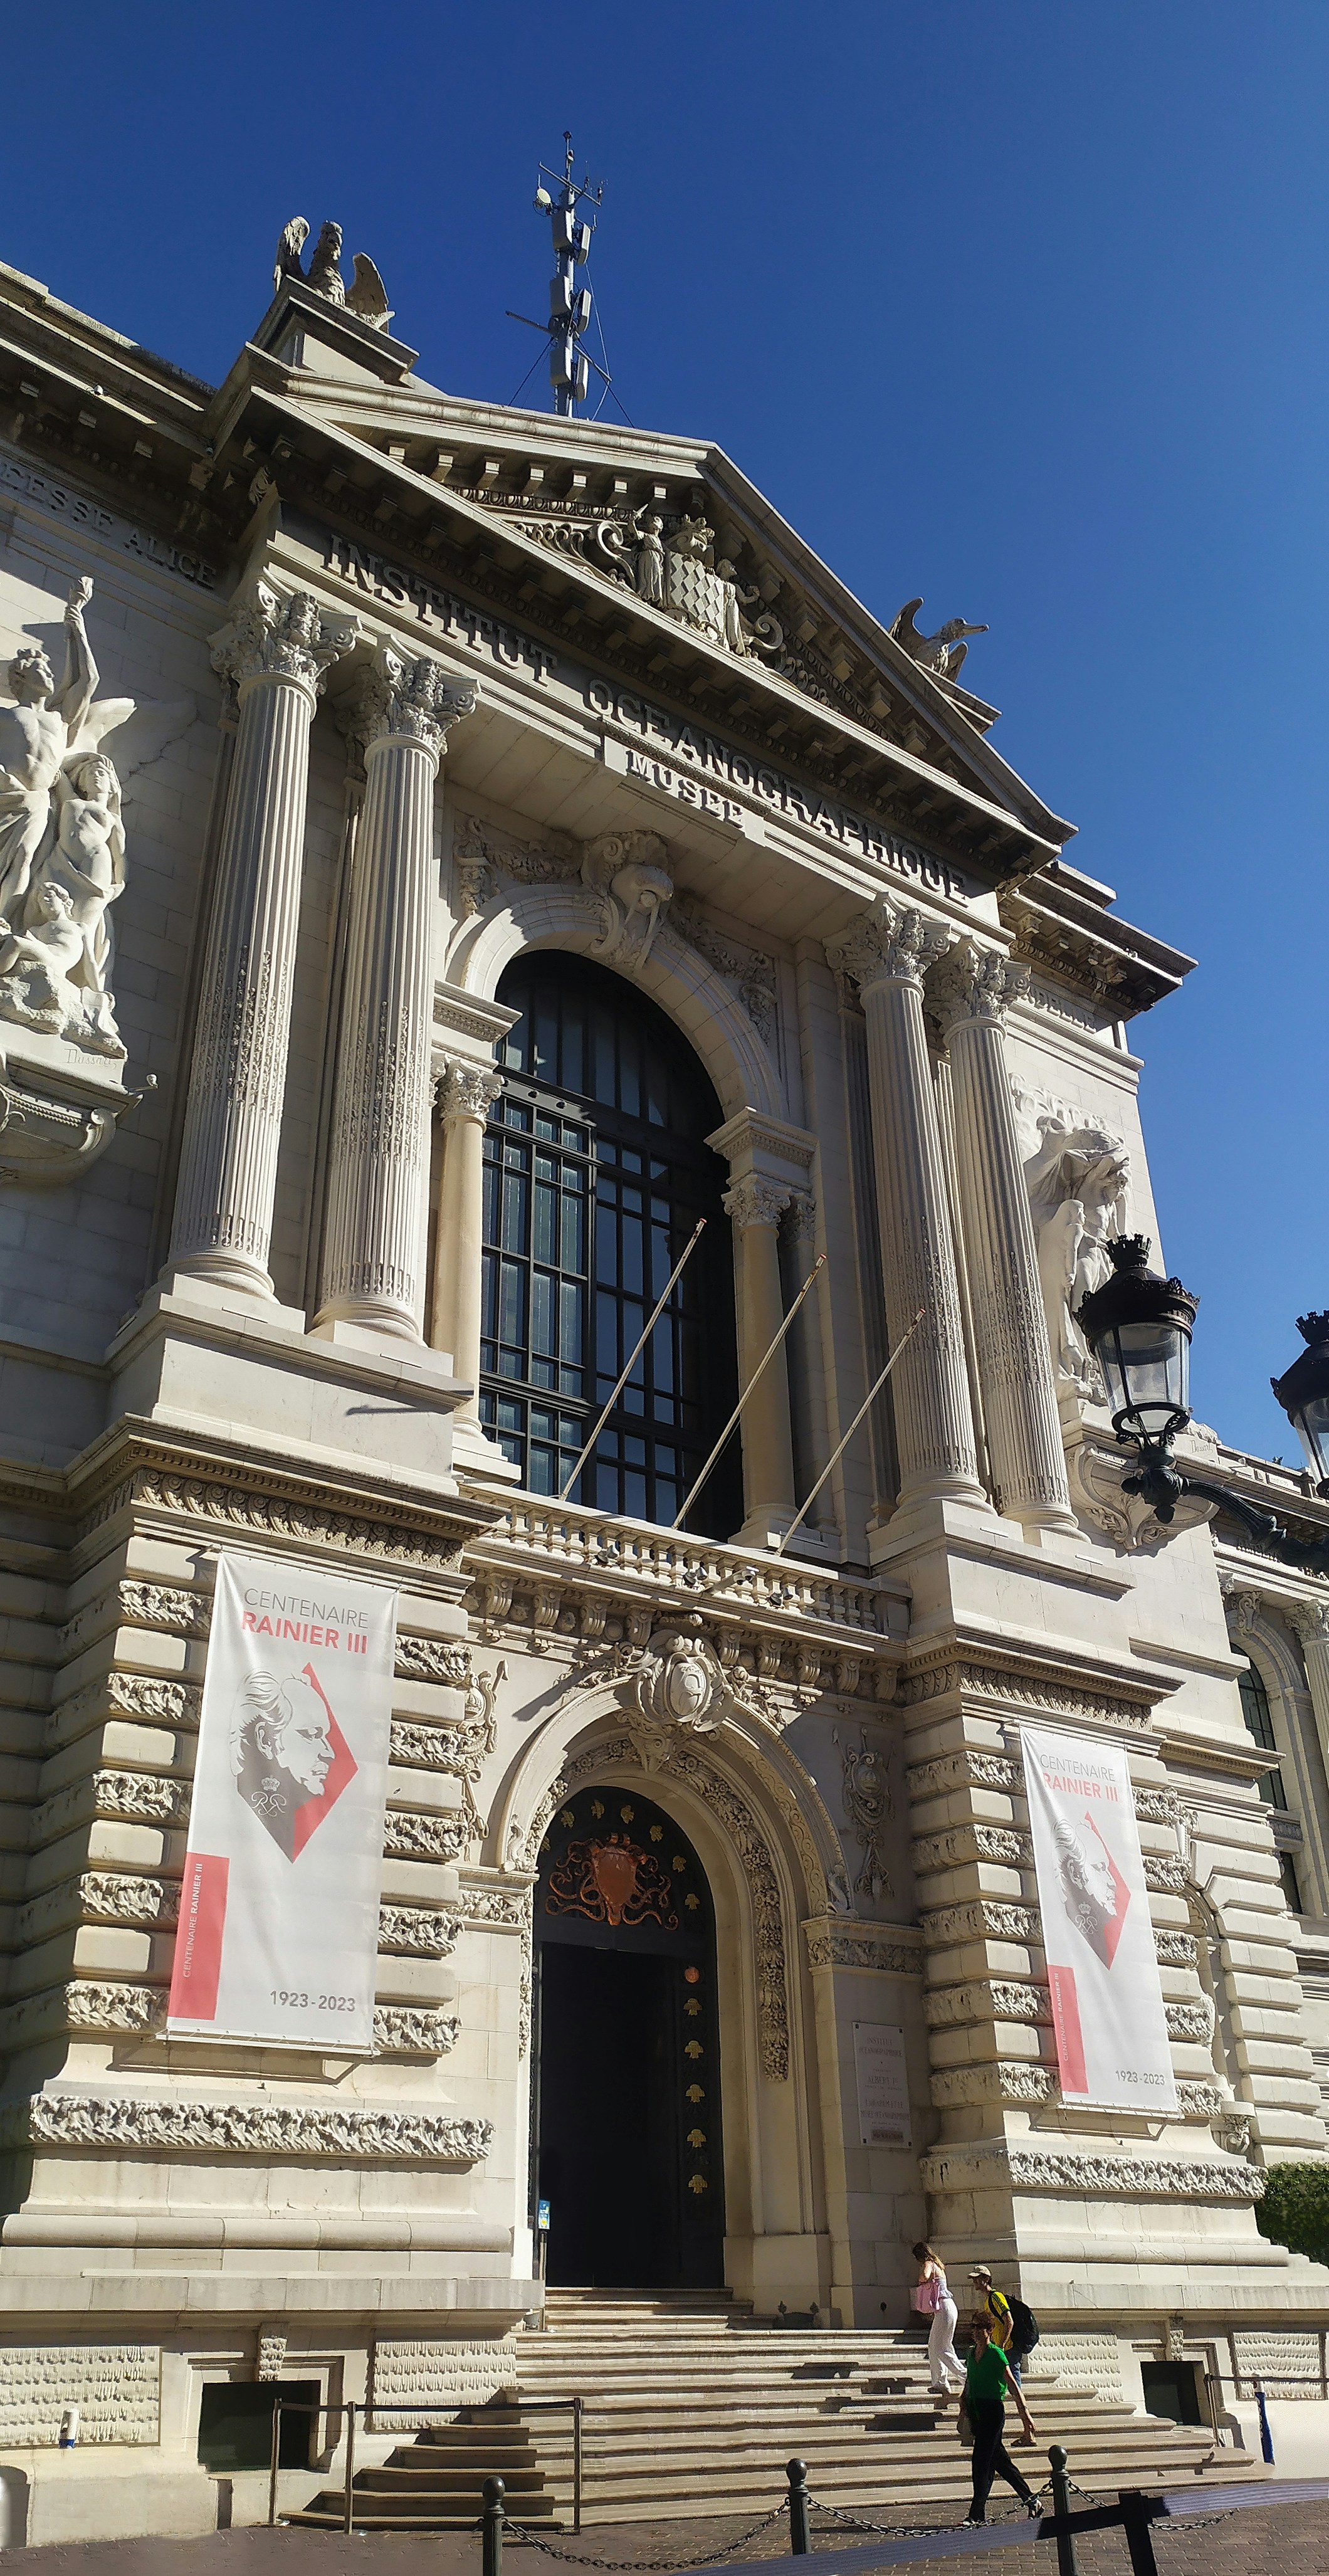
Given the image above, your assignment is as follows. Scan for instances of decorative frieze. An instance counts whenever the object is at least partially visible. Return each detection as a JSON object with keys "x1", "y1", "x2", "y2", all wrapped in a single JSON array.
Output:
[
  {"x1": 1165, "y1": 1999, "x2": 1216, "y2": 2042},
  {"x1": 378, "y1": 1905, "x2": 460, "y2": 1957},
  {"x1": 1155, "y1": 1929, "x2": 1199, "y2": 1965},
  {"x1": 0, "y1": 1982, "x2": 166, "y2": 2048},
  {"x1": 117, "y1": 1580, "x2": 211, "y2": 1638},
  {"x1": 31, "y1": 1769, "x2": 191, "y2": 1846},
  {"x1": 925, "y1": 1978, "x2": 1050, "y2": 2027},
  {"x1": 372, "y1": 2005, "x2": 460, "y2": 2057},
  {"x1": 922, "y1": 1898, "x2": 1040, "y2": 1945},
  {"x1": 1143, "y1": 1853, "x2": 1187, "y2": 1893},
  {"x1": 15, "y1": 1872, "x2": 178, "y2": 1944},
  {"x1": 0, "y1": 2093, "x2": 491, "y2": 2163},
  {"x1": 803, "y1": 1920, "x2": 922, "y2": 1975},
  {"x1": 906, "y1": 1749, "x2": 1019, "y2": 1799},
  {"x1": 0, "y1": 2346, "x2": 160, "y2": 2447},
  {"x1": 385, "y1": 1809, "x2": 470, "y2": 1862},
  {"x1": 1230, "y1": 2331, "x2": 1325, "y2": 2392},
  {"x1": 911, "y1": 1822, "x2": 1031, "y2": 1873},
  {"x1": 132, "y1": 1466, "x2": 470, "y2": 1571},
  {"x1": 45, "y1": 1671, "x2": 201, "y2": 1751},
  {"x1": 369, "y1": 2338, "x2": 519, "y2": 2426},
  {"x1": 921, "y1": 2137, "x2": 1264, "y2": 2203},
  {"x1": 930, "y1": 2062, "x2": 1056, "y2": 2106},
  {"x1": 396, "y1": 1634, "x2": 472, "y2": 1685}
]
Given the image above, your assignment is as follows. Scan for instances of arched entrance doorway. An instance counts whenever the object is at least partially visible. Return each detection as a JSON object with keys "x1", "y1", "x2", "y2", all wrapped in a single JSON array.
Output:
[{"x1": 532, "y1": 1785, "x2": 725, "y2": 2288}]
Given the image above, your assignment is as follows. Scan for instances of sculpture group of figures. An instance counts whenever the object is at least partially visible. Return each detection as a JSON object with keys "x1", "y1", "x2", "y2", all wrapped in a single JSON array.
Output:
[
  {"x1": 0, "y1": 579, "x2": 191, "y2": 1061},
  {"x1": 1022, "y1": 1107, "x2": 1132, "y2": 1399}
]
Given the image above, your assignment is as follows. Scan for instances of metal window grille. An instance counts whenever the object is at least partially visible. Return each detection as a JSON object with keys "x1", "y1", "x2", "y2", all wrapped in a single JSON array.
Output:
[{"x1": 478, "y1": 955, "x2": 740, "y2": 1536}]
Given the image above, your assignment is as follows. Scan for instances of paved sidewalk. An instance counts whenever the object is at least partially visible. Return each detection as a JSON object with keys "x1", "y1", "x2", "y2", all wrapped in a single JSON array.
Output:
[{"x1": 5, "y1": 2490, "x2": 1329, "y2": 2576}]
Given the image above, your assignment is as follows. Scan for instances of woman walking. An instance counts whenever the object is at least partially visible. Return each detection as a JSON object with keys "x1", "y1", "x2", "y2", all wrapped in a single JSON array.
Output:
[
  {"x1": 911, "y1": 2240, "x2": 965, "y2": 2397},
  {"x1": 961, "y1": 2316, "x2": 1040, "y2": 2523}
]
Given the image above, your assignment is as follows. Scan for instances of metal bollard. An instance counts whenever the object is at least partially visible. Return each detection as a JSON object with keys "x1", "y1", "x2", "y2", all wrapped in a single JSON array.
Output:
[
  {"x1": 786, "y1": 2459, "x2": 811, "y2": 2557},
  {"x1": 1255, "y1": 2386, "x2": 1275, "y2": 2464},
  {"x1": 1048, "y1": 2446, "x2": 1079, "y2": 2576},
  {"x1": 483, "y1": 2474, "x2": 507, "y2": 2576}
]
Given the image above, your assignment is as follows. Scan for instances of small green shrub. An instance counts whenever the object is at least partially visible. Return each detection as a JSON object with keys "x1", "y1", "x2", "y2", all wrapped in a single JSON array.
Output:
[{"x1": 1255, "y1": 2162, "x2": 1329, "y2": 2267}]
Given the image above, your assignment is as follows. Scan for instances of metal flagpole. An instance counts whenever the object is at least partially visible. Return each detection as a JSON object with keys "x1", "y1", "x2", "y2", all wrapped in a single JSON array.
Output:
[
  {"x1": 670, "y1": 1254, "x2": 827, "y2": 1532},
  {"x1": 559, "y1": 1219, "x2": 707, "y2": 1503},
  {"x1": 772, "y1": 1306, "x2": 927, "y2": 1559}
]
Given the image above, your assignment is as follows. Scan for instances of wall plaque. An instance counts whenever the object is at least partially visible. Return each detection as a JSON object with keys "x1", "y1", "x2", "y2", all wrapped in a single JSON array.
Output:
[{"x1": 853, "y1": 2021, "x2": 911, "y2": 2148}]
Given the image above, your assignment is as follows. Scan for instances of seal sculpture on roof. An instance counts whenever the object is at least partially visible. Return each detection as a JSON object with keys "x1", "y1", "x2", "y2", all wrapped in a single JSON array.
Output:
[{"x1": 274, "y1": 219, "x2": 394, "y2": 330}]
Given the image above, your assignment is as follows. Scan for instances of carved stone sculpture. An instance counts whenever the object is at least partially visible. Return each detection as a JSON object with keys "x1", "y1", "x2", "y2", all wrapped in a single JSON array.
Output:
[
  {"x1": 889, "y1": 598, "x2": 989, "y2": 681},
  {"x1": 580, "y1": 829, "x2": 673, "y2": 965},
  {"x1": 836, "y1": 1724, "x2": 895, "y2": 1903},
  {"x1": 1022, "y1": 1111, "x2": 1131, "y2": 1396},
  {"x1": 0, "y1": 578, "x2": 192, "y2": 1066},
  {"x1": 274, "y1": 219, "x2": 393, "y2": 329}
]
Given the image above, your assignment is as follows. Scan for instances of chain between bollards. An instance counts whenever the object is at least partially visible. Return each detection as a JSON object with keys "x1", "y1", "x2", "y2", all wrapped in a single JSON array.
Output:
[
  {"x1": 483, "y1": 2474, "x2": 507, "y2": 2576},
  {"x1": 785, "y1": 2460, "x2": 811, "y2": 2556}
]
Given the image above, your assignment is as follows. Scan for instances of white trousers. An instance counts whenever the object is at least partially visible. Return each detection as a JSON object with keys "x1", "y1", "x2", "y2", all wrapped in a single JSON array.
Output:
[{"x1": 928, "y1": 2292, "x2": 965, "y2": 2391}]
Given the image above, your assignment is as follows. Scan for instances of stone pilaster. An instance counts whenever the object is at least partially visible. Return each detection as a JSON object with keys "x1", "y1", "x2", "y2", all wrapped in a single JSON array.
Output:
[
  {"x1": 722, "y1": 1173, "x2": 799, "y2": 1545},
  {"x1": 1288, "y1": 1599, "x2": 1329, "y2": 1780},
  {"x1": 930, "y1": 940, "x2": 1075, "y2": 1530},
  {"x1": 314, "y1": 649, "x2": 476, "y2": 1342},
  {"x1": 431, "y1": 1059, "x2": 505, "y2": 1412},
  {"x1": 167, "y1": 582, "x2": 357, "y2": 1298},
  {"x1": 826, "y1": 900, "x2": 984, "y2": 1511}
]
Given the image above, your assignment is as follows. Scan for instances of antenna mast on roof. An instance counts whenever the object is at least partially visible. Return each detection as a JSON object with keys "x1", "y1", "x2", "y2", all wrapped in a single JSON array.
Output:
[{"x1": 509, "y1": 132, "x2": 604, "y2": 416}]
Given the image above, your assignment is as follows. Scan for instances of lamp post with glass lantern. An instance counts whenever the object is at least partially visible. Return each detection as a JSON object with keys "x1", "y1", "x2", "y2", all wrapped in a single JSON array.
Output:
[
  {"x1": 1271, "y1": 1313, "x2": 1329, "y2": 1501},
  {"x1": 1074, "y1": 1238, "x2": 1329, "y2": 1572}
]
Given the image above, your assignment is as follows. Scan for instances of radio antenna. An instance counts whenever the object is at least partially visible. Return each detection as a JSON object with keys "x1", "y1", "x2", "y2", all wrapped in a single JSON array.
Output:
[{"x1": 507, "y1": 131, "x2": 605, "y2": 416}]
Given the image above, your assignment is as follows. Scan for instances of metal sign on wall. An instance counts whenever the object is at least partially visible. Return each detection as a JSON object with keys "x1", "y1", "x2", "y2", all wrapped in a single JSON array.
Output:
[
  {"x1": 1021, "y1": 1727, "x2": 1177, "y2": 2115},
  {"x1": 167, "y1": 1551, "x2": 397, "y2": 2052}
]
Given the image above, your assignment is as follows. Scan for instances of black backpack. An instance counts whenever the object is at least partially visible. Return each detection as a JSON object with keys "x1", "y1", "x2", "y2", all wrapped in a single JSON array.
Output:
[{"x1": 1007, "y1": 2297, "x2": 1039, "y2": 2357}]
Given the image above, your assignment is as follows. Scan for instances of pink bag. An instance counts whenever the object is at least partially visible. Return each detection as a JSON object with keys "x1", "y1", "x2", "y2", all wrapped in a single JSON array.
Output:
[{"x1": 911, "y1": 2278, "x2": 942, "y2": 2315}]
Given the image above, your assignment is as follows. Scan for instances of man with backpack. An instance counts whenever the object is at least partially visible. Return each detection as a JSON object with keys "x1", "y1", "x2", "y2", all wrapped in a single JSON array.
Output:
[{"x1": 969, "y1": 2266, "x2": 1039, "y2": 2385}]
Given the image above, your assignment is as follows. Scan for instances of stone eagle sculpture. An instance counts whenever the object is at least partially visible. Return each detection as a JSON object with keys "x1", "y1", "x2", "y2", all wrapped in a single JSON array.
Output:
[
  {"x1": 889, "y1": 598, "x2": 989, "y2": 681},
  {"x1": 273, "y1": 219, "x2": 393, "y2": 330}
]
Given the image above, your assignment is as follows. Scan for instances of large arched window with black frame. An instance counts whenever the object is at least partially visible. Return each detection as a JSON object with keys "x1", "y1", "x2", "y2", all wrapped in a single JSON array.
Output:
[{"x1": 479, "y1": 952, "x2": 742, "y2": 1537}]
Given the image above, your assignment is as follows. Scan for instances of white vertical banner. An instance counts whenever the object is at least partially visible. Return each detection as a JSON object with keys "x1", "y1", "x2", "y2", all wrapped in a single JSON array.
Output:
[
  {"x1": 167, "y1": 1551, "x2": 397, "y2": 2051},
  {"x1": 1021, "y1": 1727, "x2": 1177, "y2": 2114}
]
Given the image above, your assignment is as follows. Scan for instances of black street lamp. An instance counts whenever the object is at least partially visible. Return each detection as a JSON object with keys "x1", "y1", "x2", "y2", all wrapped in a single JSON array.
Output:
[
  {"x1": 1075, "y1": 1238, "x2": 1329, "y2": 1572},
  {"x1": 1271, "y1": 1313, "x2": 1329, "y2": 1500}
]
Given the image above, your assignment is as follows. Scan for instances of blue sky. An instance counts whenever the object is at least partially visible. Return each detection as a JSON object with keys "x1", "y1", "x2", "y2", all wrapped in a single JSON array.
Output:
[{"x1": 5, "y1": 3, "x2": 1323, "y2": 1459}]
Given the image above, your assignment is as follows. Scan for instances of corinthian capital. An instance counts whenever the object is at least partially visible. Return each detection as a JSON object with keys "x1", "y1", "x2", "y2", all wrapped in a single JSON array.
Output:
[
  {"x1": 211, "y1": 581, "x2": 359, "y2": 698},
  {"x1": 928, "y1": 937, "x2": 1030, "y2": 1035},
  {"x1": 722, "y1": 1174, "x2": 792, "y2": 1229},
  {"x1": 439, "y1": 1059, "x2": 504, "y2": 1123},
  {"x1": 1288, "y1": 1596, "x2": 1329, "y2": 1648},
  {"x1": 356, "y1": 646, "x2": 478, "y2": 757},
  {"x1": 826, "y1": 897, "x2": 951, "y2": 997}
]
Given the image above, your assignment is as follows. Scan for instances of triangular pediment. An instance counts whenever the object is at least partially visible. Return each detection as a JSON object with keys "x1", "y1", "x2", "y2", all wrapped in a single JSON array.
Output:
[{"x1": 198, "y1": 301, "x2": 1074, "y2": 881}]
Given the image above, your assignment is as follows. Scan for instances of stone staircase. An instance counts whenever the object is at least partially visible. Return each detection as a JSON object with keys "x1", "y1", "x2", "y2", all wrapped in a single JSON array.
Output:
[{"x1": 287, "y1": 2287, "x2": 1259, "y2": 2531}]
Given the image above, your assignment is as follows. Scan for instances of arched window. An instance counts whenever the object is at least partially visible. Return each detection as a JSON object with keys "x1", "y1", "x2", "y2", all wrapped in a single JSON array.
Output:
[
  {"x1": 479, "y1": 952, "x2": 741, "y2": 1537},
  {"x1": 1239, "y1": 1659, "x2": 1288, "y2": 1810}
]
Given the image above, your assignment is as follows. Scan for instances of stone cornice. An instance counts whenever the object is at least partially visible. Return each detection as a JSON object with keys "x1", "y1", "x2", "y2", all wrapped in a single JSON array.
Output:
[
  {"x1": 897, "y1": 1632, "x2": 1174, "y2": 1733},
  {"x1": 0, "y1": 1424, "x2": 502, "y2": 1574}
]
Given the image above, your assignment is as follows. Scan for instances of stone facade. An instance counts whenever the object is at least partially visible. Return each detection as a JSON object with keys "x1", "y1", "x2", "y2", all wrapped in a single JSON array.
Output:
[{"x1": 0, "y1": 238, "x2": 1324, "y2": 2543}]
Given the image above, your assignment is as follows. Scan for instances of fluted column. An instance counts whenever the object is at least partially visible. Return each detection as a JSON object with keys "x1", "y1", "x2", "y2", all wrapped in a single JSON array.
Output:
[
  {"x1": 431, "y1": 1059, "x2": 505, "y2": 1412},
  {"x1": 826, "y1": 900, "x2": 984, "y2": 1508},
  {"x1": 315, "y1": 649, "x2": 476, "y2": 1340},
  {"x1": 722, "y1": 1174, "x2": 799, "y2": 1542},
  {"x1": 930, "y1": 940, "x2": 1075, "y2": 1529},
  {"x1": 168, "y1": 583, "x2": 357, "y2": 1296},
  {"x1": 1289, "y1": 1601, "x2": 1329, "y2": 1778}
]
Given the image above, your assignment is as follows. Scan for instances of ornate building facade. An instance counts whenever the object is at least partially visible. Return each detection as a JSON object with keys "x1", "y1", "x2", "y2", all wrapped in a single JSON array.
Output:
[{"x1": 0, "y1": 231, "x2": 1325, "y2": 2537}]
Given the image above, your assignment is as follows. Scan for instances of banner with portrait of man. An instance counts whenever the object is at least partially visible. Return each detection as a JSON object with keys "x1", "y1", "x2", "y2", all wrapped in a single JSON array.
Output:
[
  {"x1": 1021, "y1": 1727, "x2": 1177, "y2": 2115},
  {"x1": 167, "y1": 1550, "x2": 398, "y2": 2051}
]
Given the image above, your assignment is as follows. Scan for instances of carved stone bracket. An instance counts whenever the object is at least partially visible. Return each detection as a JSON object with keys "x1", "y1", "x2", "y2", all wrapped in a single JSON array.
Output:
[
  {"x1": 1066, "y1": 1427, "x2": 1217, "y2": 1553},
  {"x1": 0, "y1": 1051, "x2": 155, "y2": 1189}
]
